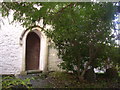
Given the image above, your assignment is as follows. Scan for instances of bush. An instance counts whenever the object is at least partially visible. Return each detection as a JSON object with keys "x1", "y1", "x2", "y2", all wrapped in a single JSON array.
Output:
[
  {"x1": 105, "y1": 68, "x2": 118, "y2": 80},
  {"x1": 84, "y1": 69, "x2": 96, "y2": 83},
  {"x1": 2, "y1": 76, "x2": 33, "y2": 89}
]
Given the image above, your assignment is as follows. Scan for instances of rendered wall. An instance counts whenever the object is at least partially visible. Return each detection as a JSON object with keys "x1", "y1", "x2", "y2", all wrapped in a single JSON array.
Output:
[
  {"x1": 0, "y1": 19, "x2": 23, "y2": 75},
  {"x1": 48, "y1": 47, "x2": 62, "y2": 71}
]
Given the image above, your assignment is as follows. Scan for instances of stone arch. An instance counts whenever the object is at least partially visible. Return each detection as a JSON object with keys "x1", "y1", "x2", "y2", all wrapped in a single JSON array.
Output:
[{"x1": 20, "y1": 27, "x2": 48, "y2": 74}]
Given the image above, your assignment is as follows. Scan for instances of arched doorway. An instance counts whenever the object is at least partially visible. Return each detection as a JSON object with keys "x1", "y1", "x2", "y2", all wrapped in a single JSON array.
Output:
[{"x1": 25, "y1": 32, "x2": 40, "y2": 70}]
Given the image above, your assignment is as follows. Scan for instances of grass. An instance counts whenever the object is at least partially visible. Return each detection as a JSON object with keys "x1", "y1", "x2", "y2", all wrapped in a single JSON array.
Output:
[
  {"x1": 48, "y1": 71, "x2": 79, "y2": 88},
  {"x1": 47, "y1": 71, "x2": 120, "y2": 88}
]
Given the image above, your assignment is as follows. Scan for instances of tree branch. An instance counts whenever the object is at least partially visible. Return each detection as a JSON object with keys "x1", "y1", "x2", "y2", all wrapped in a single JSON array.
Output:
[{"x1": 55, "y1": 3, "x2": 77, "y2": 15}]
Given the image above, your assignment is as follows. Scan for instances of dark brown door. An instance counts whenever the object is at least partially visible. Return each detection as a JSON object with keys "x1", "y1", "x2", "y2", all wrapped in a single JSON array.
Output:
[{"x1": 26, "y1": 32, "x2": 40, "y2": 70}]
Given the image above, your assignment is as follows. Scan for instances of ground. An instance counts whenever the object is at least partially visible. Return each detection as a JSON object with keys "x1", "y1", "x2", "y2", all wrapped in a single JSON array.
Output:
[{"x1": 1, "y1": 71, "x2": 120, "y2": 89}]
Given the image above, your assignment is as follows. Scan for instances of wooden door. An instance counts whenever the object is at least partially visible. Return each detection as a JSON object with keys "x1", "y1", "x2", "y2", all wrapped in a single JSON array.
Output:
[{"x1": 26, "y1": 32, "x2": 40, "y2": 70}]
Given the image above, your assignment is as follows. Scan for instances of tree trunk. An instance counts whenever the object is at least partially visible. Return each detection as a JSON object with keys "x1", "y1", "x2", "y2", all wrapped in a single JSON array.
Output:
[
  {"x1": 79, "y1": 60, "x2": 91, "y2": 81},
  {"x1": 79, "y1": 42, "x2": 95, "y2": 81},
  {"x1": 76, "y1": 56, "x2": 82, "y2": 81}
]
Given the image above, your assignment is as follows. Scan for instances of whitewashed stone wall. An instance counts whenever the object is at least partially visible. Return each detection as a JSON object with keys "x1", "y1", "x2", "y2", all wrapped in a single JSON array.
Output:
[
  {"x1": 48, "y1": 47, "x2": 62, "y2": 71},
  {"x1": 0, "y1": 19, "x2": 24, "y2": 75},
  {"x1": 0, "y1": 18, "x2": 62, "y2": 75}
]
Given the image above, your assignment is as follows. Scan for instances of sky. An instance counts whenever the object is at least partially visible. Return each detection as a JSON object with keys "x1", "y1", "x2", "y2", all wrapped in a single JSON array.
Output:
[{"x1": 113, "y1": 3, "x2": 120, "y2": 45}]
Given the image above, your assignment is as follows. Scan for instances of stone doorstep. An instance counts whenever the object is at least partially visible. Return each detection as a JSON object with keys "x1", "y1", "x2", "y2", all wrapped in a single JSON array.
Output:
[
  {"x1": 19, "y1": 70, "x2": 42, "y2": 75},
  {"x1": 27, "y1": 70, "x2": 42, "y2": 74}
]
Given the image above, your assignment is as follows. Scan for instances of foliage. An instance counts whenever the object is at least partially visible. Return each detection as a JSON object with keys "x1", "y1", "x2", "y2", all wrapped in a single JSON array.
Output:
[
  {"x1": 94, "y1": 46, "x2": 120, "y2": 71},
  {"x1": 45, "y1": 2, "x2": 118, "y2": 80},
  {"x1": 2, "y1": 76, "x2": 33, "y2": 89}
]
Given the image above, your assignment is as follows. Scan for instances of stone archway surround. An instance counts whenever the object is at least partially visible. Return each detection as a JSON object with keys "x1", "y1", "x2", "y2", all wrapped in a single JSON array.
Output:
[{"x1": 20, "y1": 27, "x2": 48, "y2": 74}]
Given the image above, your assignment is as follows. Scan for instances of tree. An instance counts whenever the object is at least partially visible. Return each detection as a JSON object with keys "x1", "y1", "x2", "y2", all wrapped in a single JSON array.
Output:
[{"x1": 2, "y1": 2, "x2": 118, "y2": 81}]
